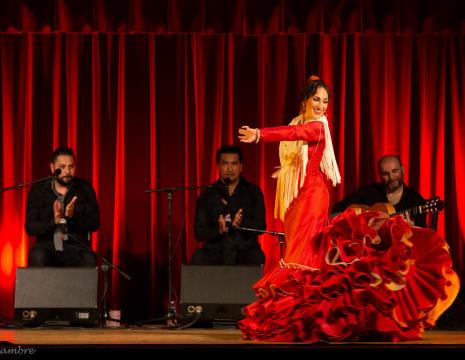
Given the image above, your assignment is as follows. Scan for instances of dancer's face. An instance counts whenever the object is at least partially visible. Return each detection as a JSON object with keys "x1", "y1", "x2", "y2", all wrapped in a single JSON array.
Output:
[{"x1": 302, "y1": 87, "x2": 329, "y2": 120}]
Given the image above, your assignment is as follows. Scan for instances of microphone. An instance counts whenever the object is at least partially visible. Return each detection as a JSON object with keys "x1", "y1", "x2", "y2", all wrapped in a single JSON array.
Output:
[
  {"x1": 53, "y1": 169, "x2": 62, "y2": 177},
  {"x1": 224, "y1": 214, "x2": 232, "y2": 230},
  {"x1": 58, "y1": 217, "x2": 68, "y2": 241},
  {"x1": 206, "y1": 178, "x2": 231, "y2": 190}
]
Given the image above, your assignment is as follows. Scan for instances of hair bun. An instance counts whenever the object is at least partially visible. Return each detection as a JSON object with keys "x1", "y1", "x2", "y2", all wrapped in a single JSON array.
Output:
[{"x1": 308, "y1": 75, "x2": 320, "y2": 82}]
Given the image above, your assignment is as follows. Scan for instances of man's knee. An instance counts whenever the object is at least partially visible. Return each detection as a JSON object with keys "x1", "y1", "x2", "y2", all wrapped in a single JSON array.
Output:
[
  {"x1": 81, "y1": 251, "x2": 97, "y2": 267},
  {"x1": 237, "y1": 247, "x2": 265, "y2": 265},
  {"x1": 190, "y1": 249, "x2": 206, "y2": 265},
  {"x1": 190, "y1": 248, "x2": 222, "y2": 265},
  {"x1": 28, "y1": 247, "x2": 50, "y2": 266}
]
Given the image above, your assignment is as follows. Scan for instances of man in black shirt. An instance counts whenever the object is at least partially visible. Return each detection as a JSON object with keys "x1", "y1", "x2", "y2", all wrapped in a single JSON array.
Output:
[
  {"x1": 192, "y1": 145, "x2": 266, "y2": 265},
  {"x1": 26, "y1": 147, "x2": 100, "y2": 266},
  {"x1": 331, "y1": 154, "x2": 426, "y2": 227}
]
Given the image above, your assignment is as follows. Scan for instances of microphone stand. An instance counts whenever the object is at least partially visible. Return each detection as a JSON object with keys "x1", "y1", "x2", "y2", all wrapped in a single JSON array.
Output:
[
  {"x1": 0, "y1": 174, "x2": 57, "y2": 193},
  {"x1": 145, "y1": 184, "x2": 210, "y2": 327},
  {"x1": 71, "y1": 240, "x2": 131, "y2": 327},
  {"x1": 96, "y1": 252, "x2": 131, "y2": 327},
  {"x1": 236, "y1": 226, "x2": 286, "y2": 258}
]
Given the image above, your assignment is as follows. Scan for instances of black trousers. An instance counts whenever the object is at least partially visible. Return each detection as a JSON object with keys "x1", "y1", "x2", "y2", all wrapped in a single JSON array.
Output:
[{"x1": 28, "y1": 240, "x2": 96, "y2": 267}]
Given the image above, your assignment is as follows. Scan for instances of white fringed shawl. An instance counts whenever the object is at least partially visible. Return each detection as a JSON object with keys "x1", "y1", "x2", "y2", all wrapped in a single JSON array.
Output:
[{"x1": 272, "y1": 114, "x2": 341, "y2": 221}]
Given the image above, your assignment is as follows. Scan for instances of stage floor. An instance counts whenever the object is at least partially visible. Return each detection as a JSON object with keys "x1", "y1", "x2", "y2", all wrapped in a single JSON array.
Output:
[{"x1": 1, "y1": 327, "x2": 465, "y2": 354}]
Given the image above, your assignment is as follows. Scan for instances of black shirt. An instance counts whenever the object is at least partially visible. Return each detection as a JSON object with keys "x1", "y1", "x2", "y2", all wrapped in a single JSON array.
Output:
[
  {"x1": 331, "y1": 182, "x2": 426, "y2": 227},
  {"x1": 25, "y1": 177, "x2": 100, "y2": 246},
  {"x1": 194, "y1": 177, "x2": 266, "y2": 250}
]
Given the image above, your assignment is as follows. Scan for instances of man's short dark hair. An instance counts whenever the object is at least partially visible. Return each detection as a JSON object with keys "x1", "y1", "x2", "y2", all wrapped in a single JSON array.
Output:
[
  {"x1": 51, "y1": 146, "x2": 76, "y2": 163},
  {"x1": 377, "y1": 154, "x2": 402, "y2": 171},
  {"x1": 216, "y1": 145, "x2": 243, "y2": 163}
]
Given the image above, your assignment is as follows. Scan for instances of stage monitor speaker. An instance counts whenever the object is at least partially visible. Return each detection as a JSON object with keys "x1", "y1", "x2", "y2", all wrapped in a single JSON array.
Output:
[
  {"x1": 180, "y1": 265, "x2": 263, "y2": 323},
  {"x1": 14, "y1": 267, "x2": 99, "y2": 326}
]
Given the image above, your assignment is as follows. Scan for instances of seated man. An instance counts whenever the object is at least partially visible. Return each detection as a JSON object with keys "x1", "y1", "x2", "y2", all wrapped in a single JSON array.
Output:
[
  {"x1": 331, "y1": 154, "x2": 426, "y2": 227},
  {"x1": 26, "y1": 146, "x2": 100, "y2": 266},
  {"x1": 191, "y1": 145, "x2": 266, "y2": 265}
]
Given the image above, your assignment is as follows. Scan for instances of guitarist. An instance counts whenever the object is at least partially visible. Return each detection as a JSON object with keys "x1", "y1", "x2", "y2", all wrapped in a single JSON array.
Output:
[{"x1": 331, "y1": 154, "x2": 426, "y2": 227}]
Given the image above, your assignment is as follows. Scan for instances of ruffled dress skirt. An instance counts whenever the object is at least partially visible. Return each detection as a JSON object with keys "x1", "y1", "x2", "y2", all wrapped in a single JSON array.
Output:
[{"x1": 238, "y1": 209, "x2": 460, "y2": 342}]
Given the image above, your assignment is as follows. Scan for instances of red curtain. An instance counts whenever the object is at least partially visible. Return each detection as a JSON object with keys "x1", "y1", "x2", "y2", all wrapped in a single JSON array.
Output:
[
  {"x1": 1, "y1": 0, "x2": 464, "y2": 34},
  {"x1": 1, "y1": 0, "x2": 464, "y2": 321}
]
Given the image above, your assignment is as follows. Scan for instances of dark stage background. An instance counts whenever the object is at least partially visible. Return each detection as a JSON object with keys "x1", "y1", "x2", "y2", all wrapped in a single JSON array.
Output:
[{"x1": 1, "y1": 0, "x2": 464, "y2": 322}]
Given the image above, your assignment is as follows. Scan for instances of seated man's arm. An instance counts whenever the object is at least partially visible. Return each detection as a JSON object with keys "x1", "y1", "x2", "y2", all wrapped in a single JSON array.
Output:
[
  {"x1": 331, "y1": 189, "x2": 369, "y2": 214},
  {"x1": 414, "y1": 213, "x2": 427, "y2": 227},
  {"x1": 408, "y1": 191, "x2": 427, "y2": 227},
  {"x1": 66, "y1": 183, "x2": 100, "y2": 233},
  {"x1": 194, "y1": 190, "x2": 223, "y2": 242},
  {"x1": 25, "y1": 186, "x2": 55, "y2": 236},
  {"x1": 331, "y1": 183, "x2": 387, "y2": 216},
  {"x1": 239, "y1": 186, "x2": 266, "y2": 231}
]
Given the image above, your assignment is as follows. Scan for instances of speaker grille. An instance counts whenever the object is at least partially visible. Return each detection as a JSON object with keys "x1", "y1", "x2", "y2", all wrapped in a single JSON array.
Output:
[
  {"x1": 14, "y1": 267, "x2": 99, "y2": 325},
  {"x1": 15, "y1": 267, "x2": 98, "y2": 308},
  {"x1": 180, "y1": 265, "x2": 263, "y2": 321}
]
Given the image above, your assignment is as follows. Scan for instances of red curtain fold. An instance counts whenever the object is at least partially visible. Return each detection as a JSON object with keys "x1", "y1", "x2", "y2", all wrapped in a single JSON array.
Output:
[
  {"x1": 1, "y1": 0, "x2": 465, "y2": 34},
  {"x1": 0, "y1": 32, "x2": 464, "y2": 321}
]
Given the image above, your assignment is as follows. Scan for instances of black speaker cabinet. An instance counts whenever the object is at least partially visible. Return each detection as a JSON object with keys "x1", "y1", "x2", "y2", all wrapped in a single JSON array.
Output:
[
  {"x1": 180, "y1": 265, "x2": 263, "y2": 323},
  {"x1": 14, "y1": 267, "x2": 99, "y2": 326}
]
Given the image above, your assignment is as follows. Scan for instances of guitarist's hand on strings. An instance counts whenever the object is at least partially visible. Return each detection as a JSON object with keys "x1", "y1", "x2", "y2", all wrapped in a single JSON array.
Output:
[{"x1": 401, "y1": 212, "x2": 415, "y2": 226}]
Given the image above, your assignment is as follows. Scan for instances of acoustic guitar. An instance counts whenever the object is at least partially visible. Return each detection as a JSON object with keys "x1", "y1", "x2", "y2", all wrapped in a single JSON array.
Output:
[{"x1": 348, "y1": 197, "x2": 444, "y2": 218}]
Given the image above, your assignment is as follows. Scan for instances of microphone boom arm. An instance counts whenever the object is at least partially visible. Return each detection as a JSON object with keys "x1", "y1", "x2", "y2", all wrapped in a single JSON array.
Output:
[
  {"x1": 235, "y1": 226, "x2": 286, "y2": 257},
  {"x1": 0, "y1": 170, "x2": 60, "y2": 193}
]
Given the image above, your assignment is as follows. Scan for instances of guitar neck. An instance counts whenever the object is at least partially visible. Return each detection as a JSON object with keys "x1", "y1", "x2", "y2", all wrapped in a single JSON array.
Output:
[
  {"x1": 394, "y1": 207, "x2": 422, "y2": 217},
  {"x1": 392, "y1": 199, "x2": 443, "y2": 218}
]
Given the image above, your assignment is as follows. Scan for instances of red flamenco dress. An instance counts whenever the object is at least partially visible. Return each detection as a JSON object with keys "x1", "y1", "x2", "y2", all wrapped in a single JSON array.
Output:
[{"x1": 238, "y1": 120, "x2": 460, "y2": 342}]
